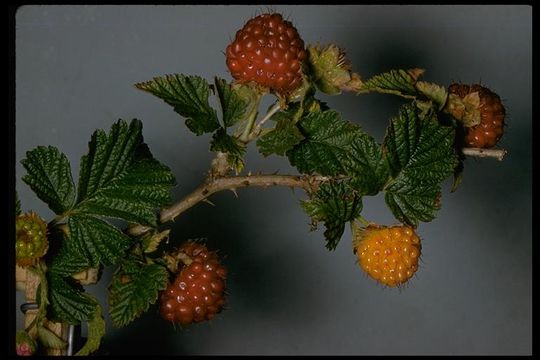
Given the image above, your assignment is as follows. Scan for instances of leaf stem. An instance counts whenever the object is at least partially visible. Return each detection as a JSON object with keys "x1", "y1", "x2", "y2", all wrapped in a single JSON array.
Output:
[
  {"x1": 249, "y1": 101, "x2": 282, "y2": 140},
  {"x1": 238, "y1": 94, "x2": 262, "y2": 143}
]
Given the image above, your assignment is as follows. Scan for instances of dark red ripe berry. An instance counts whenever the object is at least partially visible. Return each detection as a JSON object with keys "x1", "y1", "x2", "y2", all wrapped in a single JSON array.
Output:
[
  {"x1": 448, "y1": 83, "x2": 506, "y2": 148},
  {"x1": 160, "y1": 241, "x2": 227, "y2": 325},
  {"x1": 225, "y1": 13, "x2": 307, "y2": 94}
]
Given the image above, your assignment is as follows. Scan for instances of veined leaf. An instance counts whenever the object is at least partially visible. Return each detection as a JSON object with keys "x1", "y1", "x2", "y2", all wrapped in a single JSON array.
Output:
[
  {"x1": 383, "y1": 104, "x2": 457, "y2": 226},
  {"x1": 301, "y1": 181, "x2": 363, "y2": 250},
  {"x1": 257, "y1": 119, "x2": 304, "y2": 157},
  {"x1": 108, "y1": 262, "x2": 168, "y2": 327},
  {"x1": 135, "y1": 74, "x2": 219, "y2": 135},
  {"x1": 287, "y1": 110, "x2": 361, "y2": 176},
  {"x1": 21, "y1": 146, "x2": 75, "y2": 214},
  {"x1": 77, "y1": 120, "x2": 141, "y2": 202},
  {"x1": 75, "y1": 304, "x2": 106, "y2": 356},
  {"x1": 68, "y1": 215, "x2": 132, "y2": 267},
  {"x1": 48, "y1": 238, "x2": 91, "y2": 277},
  {"x1": 348, "y1": 133, "x2": 389, "y2": 196},
  {"x1": 75, "y1": 142, "x2": 176, "y2": 226},
  {"x1": 48, "y1": 273, "x2": 97, "y2": 324},
  {"x1": 214, "y1": 77, "x2": 249, "y2": 127},
  {"x1": 359, "y1": 69, "x2": 421, "y2": 98}
]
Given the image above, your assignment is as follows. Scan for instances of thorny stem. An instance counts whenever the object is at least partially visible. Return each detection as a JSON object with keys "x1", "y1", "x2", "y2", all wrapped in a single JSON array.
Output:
[
  {"x1": 127, "y1": 144, "x2": 505, "y2": 238},
  {"x1": 462, "y1": 147, "x2": 506, "y2": 161},
  {"x1": 128, "y1": 174, "x2": 330, "y2": 236},
  {"x1": 127, "y1": 88, "x2": 507, "y2": 238}
]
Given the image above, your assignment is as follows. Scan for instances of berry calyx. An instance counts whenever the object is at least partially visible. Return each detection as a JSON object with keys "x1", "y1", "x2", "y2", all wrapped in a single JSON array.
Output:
[
  {"x1": 225, "y1": 12, "x2": 307, "y2": 95},
  {"x1": 447, "y1": 83, "x2": 505, "y2": 148},
  {"x1": 160, "y1": 241, "x2": 227, "y2": 325},
  {"x1": 16, "y1": 212, "x2": 48, "y2": 267},
  {"x1": 308, "y1": 44, "x2": 363, "y2": 95},
  {"x1": 16, "y1": 330, "x2": 37, "y2": 356},
  {"x1": 353, "y1": 224, "x2": 421, "y2": 287}
]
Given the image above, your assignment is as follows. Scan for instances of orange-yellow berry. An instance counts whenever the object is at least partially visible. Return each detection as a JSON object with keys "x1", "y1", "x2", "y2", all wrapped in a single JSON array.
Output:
[{"x1": 353, "y1": 225, "x2": 421, "y2": 287}]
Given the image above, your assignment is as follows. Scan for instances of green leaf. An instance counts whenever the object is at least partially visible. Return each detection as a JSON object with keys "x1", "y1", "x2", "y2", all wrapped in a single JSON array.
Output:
[
  {"x1": 214, "y1": 77, "x2": 249, "y2": 127},
  {"x1": 37, "y1": 326, "x2": 67, "y2": 350},
  {"x1": 75, "y1": 304, "x2": 106, "y2": 356},
  {"x1": 257, "y1": 118, "x2": 304, "y2": 157},
  {"x1": 301, "y1": 182, "x2": 363, "y2": 250},
  {"x1": 15, "y1": 192, "x2": 21, "y2": 216},
  {"x1": 135, "y1": 74, "x2": 219, "y2": 135},
  {"x1": 68, "y1": 215, "x2": 132, "y2": 267},
  {"x1": 359, "y1": 69, "x2": 422, "y2": 98},
  {"x1": 210, "y1": 128, "x2": 246, "y2": 173},
  {"x1": 48, "y1": 240, "x2": 91, "y2": 277},
  {"x1": 108, "y1": 262, "x2": 168, "y2": 327},
  {"x1": 348, "y1": 134, "x2": 389, "y2": 196},
  {"x1": 287, "y1": 110, "x2": 361, "y2": 175},
  {"x1": 48, "y1": 273, "x2": 97, "y2": 324},
  {"x1": 76, "y1": 141, "x2": 176, "y2": 226},
  {"x1": 21, "y1": 146, "x2": 75, "y2": 214},
  {"x1": 210, "y1": 128, "x2": 245, "y2": 158},
  {"x1": 77, "y1": 119, "x2": 141, "y2": 202},
  {"x1": 383, "y1": 104, "x2": 457, "y2": 226}
]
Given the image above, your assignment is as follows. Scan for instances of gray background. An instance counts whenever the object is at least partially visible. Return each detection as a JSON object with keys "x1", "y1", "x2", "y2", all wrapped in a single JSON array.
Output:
[{"x1": 15, "y1": 5, "x2": 532, "y2": 356}]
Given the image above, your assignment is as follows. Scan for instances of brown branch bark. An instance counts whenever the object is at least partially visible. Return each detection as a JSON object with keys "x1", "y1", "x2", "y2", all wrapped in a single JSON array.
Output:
[
  {"x1": 128, "y1": 174, "x2": 329, "y2": 237},
  {"x1": 128, "y1": 146, "x2": 507, "y2": 238},
  {"x1": 462, "y1": 147, "x2": 507, "y2": 161}
]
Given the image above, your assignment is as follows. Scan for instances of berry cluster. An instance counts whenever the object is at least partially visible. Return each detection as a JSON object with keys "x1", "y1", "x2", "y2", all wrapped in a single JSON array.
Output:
[
  {"x1": 225, "y1": 13, "x2": 307, "y2": 94},
  {"x1": 354, "y1": 225, "x2": 421, "y2": 287},
  {"x1": 448, "y1": 83, "x2": 506, "y2": 148},
  {"x1": 16, "y1": 212, "x2": 48, "y2": 267},
  {"x1": 160, "y1": 241, "x2": 227, "y2": 325}
]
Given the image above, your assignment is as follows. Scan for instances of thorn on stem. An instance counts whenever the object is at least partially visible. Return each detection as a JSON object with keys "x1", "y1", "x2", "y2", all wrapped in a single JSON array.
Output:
[{"x1": 202, "y1": 199, "x2": 216, "y2": 206}]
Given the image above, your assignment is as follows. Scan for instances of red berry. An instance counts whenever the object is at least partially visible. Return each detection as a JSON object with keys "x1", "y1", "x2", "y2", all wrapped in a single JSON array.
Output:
[
  {"x1": 160, "y1": 241, "x2": 227, "y2": 325},
  {"x1": 16, "y1": 330, "x2": 37, "y2": 356},
  {"x1": 448, "y1": 83, "x2": 506, "y2": 148},
  {"x1": 225, "y1": 13, "x2": 307, "y2": 95}
]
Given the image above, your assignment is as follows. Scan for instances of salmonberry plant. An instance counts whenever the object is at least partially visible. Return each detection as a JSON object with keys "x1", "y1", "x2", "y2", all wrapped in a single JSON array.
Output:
[{"x1": 15, "y1": 12, "x2": 507, "y2": 355}]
